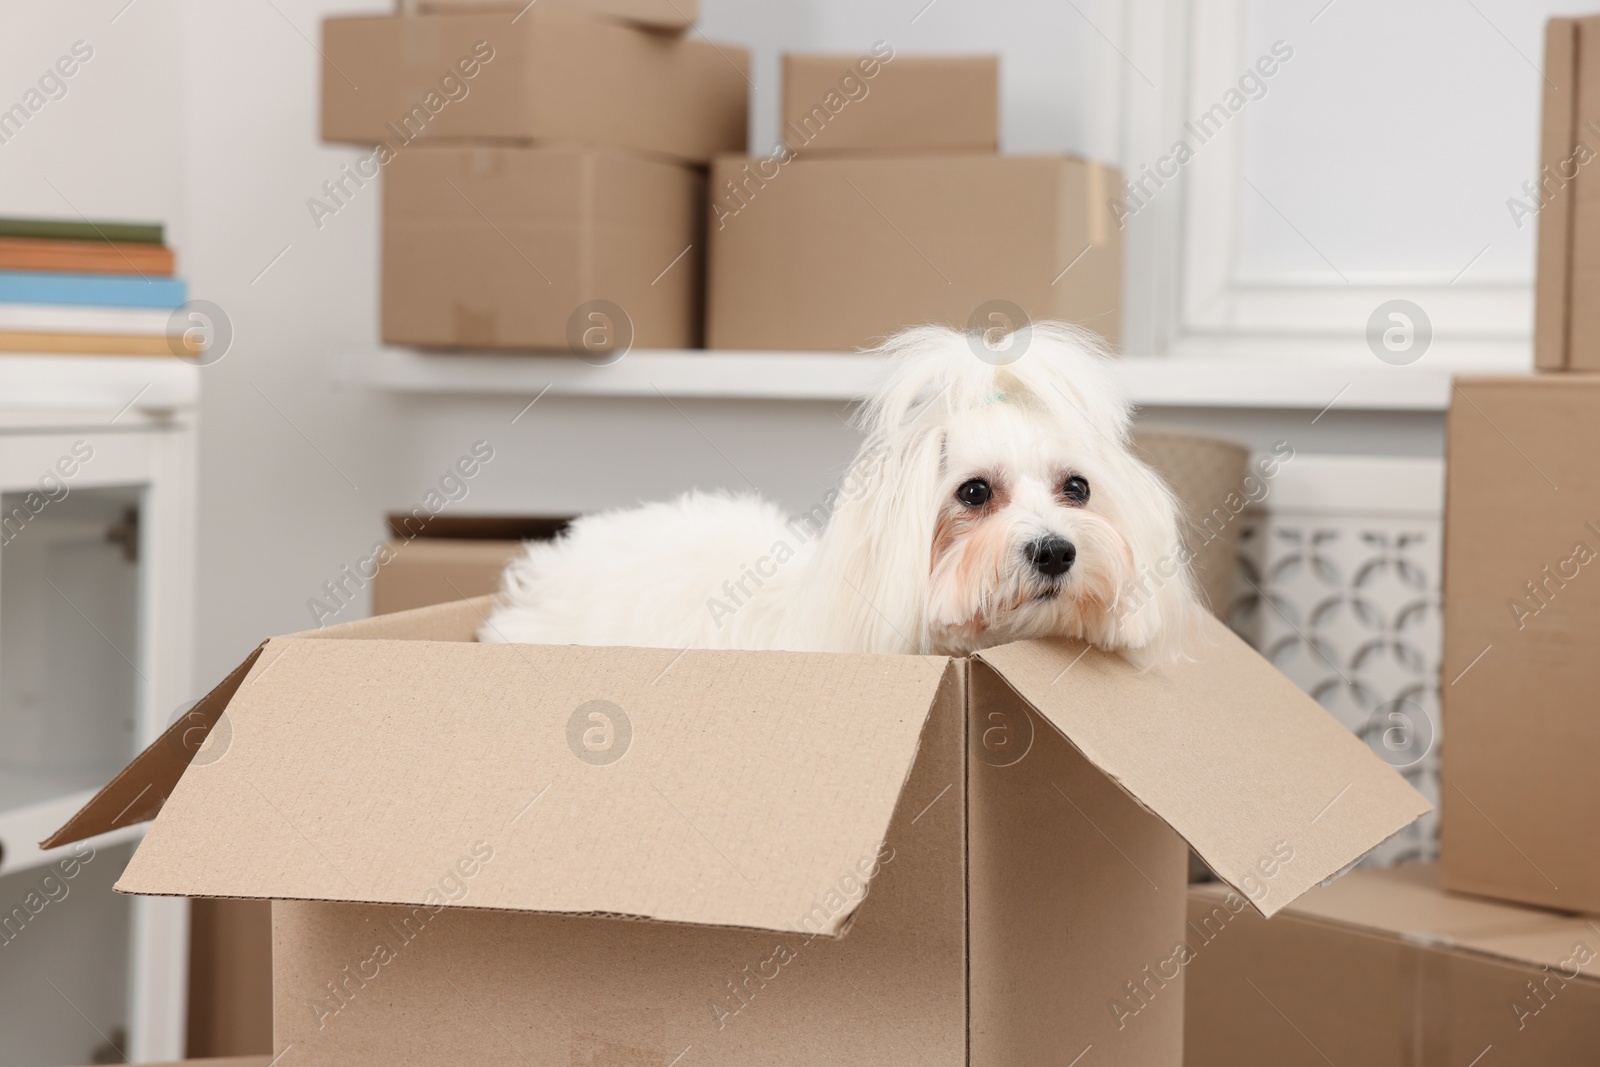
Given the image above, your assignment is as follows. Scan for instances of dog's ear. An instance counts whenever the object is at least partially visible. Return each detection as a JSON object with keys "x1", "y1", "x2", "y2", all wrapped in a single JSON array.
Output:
[{"x1": 803, "y1": 409, "x2": 947, "y2": 655}]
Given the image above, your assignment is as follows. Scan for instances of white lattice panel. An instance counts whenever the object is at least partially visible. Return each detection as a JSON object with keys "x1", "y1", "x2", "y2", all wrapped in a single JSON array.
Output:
[{"x1": 1228, "y1": 456, "x2": 1445, "y2": 867}]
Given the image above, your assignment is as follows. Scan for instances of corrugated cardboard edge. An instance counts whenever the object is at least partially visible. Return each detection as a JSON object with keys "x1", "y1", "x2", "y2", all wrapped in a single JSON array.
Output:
[
  {"x1": 1536, "y1": 17, "x2": 1579, "y2": 371},
  {"x1": 45, "y1": 598, "x2": 494, "y2": 850},
  {"x1": 971, "y1": 629, "x2": 1431, "y2": 919},
  {"x1": 40, "y1": 644, "x2": 265, "y2": 849},
  {"x1": 106, "y1": 654, "x2": 962, "y2": 941},
  {"x1": 1190, "y1": 875, "x2": 1600, "y2": 984}
]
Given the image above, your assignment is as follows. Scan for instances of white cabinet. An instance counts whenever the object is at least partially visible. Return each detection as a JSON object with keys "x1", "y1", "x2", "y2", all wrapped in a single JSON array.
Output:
[{"x1": 0, "y1": 357, "x2": 197, "y2": 1066}]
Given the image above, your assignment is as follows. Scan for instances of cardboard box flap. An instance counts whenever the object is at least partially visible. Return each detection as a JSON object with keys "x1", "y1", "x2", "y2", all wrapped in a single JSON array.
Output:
[
  {"x1": 115, "y1": 636, "x2": 952, "y2": 937},
  {"x1": 1193, "y1": 864, "x2": 1600, "y2": 979},
  {"x1": 40, "y1": 645, "x2": 265, "y2": 849},
  {"x1": 975, "y1": 615, "x2": 1431, "y2": 917},
  {"x1": 42, "y1": 598, "x2": 496, "y2": 849}
]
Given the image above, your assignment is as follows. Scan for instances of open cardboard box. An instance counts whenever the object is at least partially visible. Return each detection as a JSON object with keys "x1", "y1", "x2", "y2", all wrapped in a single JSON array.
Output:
[{"x1": 46, "y1": 599, "x2": 1426, "y2": 1066}]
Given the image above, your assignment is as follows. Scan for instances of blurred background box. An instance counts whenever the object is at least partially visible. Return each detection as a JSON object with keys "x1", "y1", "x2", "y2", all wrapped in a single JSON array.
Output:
[
  {"x1": 373, "y1": 514, "x2": 570, "y2": 615},
  {"x1": 382, "y1": 146, "x2": 703, "y2": 350},
  {"x1": 706, "y1": 154, "x2": 1120, "y2": 351},
  {"x1": 1133, "y1": 430, "x2": 1250, "y2": 620},
  {"x1": 1184, "y1": 864, "x2": 1600, "y2": 1066},
  {"x1": 411, "y1": 0, "x2": 698, "y2": 32},
  {"x1": 781, "y1": 52, "x2": 998, "y2": 155},
  {"x1": 1536, "y1": 17, "x2": 1600, "y2": 371},
  {"x1": 320, "y1": 11, "x2": 749, "y2": 163},
  {"x1": 1440, "y1": 376, "x2": 1600, "y2": 913}
]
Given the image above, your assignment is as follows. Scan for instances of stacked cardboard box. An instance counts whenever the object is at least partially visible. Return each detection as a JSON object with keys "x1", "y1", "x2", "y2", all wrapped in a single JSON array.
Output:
[
  {"x1": 1185, "y1": 865, "x2": 1600, "y2": 1065},
  {"x1": 1181, "y1": 377, "x2": 1600, "y2": 1064},
  {"x1": 1439, "y1": 17, "x2": 1600, "y2": 916},
  {"x1": 321, "y1": 2, "x2": 748, "y2": 351},
  {"x1": 1535, "y1": 16, "x2": 1600, "y2": 370},
  {"x1": 707, "y1": 52, "x2": 1122, "y2": 351}
]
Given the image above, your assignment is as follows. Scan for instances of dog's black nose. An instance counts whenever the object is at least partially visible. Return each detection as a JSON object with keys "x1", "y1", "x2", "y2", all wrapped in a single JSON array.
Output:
[{"x1": 1027, "y1": 536, "x2": 1076, "y2": 577}]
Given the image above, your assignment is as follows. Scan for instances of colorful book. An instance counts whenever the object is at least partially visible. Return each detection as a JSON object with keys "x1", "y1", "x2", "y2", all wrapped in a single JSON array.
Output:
[
  {"x1": 0, "y1": 237, "x2": 174, "y2": 276},
  {"x1": 0, "y1": 218, "x2": 164, "y2": 245},
  {"x1": 0, "y1": 331, "x2": 196, "y2": 356},
  {"x1": 0, "y1": 304, "x2": 173, "y2": 334},
  {"x1": 0, "y1": 272, "x2": 185, "y2": 309}
]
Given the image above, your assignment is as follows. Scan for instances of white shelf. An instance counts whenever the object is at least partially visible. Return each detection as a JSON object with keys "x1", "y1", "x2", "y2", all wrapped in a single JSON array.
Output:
[
  {"x1": 0, "y1": 788, "x2": 143, "y2": 878},
  {"x1": 0, "y1": 355, "x2": 201, "y2": 423},
  {"x1": 340, "y1": 344, "x2": 1533, "y2": 411}
]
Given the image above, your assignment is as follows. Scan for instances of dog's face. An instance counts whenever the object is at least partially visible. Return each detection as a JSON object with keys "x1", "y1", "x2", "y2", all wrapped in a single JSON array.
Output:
[{"x1": 923, "y1": 398, "x2": 1144, "y2": 655}]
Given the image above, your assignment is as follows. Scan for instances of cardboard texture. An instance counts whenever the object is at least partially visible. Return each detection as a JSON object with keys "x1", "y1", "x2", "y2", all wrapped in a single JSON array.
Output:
[
  {"x1": 412, "y1": 0, "x2": 697, "y2": 32},
  {"x1": 706, "y1": 154, "x2": 1121, "y2": 351},
  {"x1": 382, "y1": 145, "x2": 703, "y2": 350},
  {"x1": 50, "y1": 599, "x2": 1426, "y2": 1067},
  {"x1": 320, "y1": 12, "x2": 748, "y2": 164},
  {"x1": 372, "y1": 538, "x2": 523, "y2": 615},
  {"x1": 1184, "y1": 865, "x2": 1600, "y2": 1066},
  {"x1": 781, "y1": 53, "x2": 999, "y2": 155},
  {"x1": 1441, "y1": 376, "x2": 1600, "y2": 913}
]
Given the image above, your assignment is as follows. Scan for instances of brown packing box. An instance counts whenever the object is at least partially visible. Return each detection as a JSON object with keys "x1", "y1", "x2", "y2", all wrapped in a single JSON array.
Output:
[
  {"x1": 1440, "y1": 376, "x2": 1600, "y2": 912},
  {"x1": 411, "y1": 0, "x2": 697, "y2": 32},
  {"x1": 373, "y1": 514, "x2": 571, "y2": 615},
  {"x1": 706, "y1": 154, "x2": 1121, "y2": 351},
  {"x1": 383, "y1": 145, "x2": 703, "y2": 350},
  {"x1": 320, "y1": 11, "x2": 748, "y2": 164},
  {"x1": 781, "y1": 52, "x2": 998, "y2": 155},
  {"x1": 1536, "y1": 18, "x2": 1578, "y2": 370},
  {"x1": 1537, "y1": 16, "x2": 1600, "y2": 371},
  {"x1": 46, "y1": 600, "x2": 1425, "y2": 1067},
  {"x1": 1184, "y1": 864, "x2": 1600, "y2": 1066}
]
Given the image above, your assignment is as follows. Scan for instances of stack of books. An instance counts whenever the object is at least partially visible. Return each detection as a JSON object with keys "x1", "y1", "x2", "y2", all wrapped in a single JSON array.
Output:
[{"x1": 0, "y1": 217, "x2": 190, "y2": 356}]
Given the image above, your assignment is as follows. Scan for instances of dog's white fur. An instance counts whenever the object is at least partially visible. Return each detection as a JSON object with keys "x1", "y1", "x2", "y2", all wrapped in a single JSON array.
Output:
[{"x1": 480, "y1": 323, "x2": 1201, "y2": 665}]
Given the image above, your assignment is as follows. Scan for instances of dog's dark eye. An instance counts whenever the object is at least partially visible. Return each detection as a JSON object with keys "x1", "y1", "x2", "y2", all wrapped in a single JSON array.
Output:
[
  {"x1": 1062, "y1": 475, "x2": 1090, "y2": 505},
  {"x1": 956, "y1": 479, "x2": 992, "y2": 508}
]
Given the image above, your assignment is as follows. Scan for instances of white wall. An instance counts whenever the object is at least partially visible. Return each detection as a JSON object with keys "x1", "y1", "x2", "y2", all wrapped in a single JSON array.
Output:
[{"x1": 1238, "y1": 0, "x2": 1597, "y2": 284}]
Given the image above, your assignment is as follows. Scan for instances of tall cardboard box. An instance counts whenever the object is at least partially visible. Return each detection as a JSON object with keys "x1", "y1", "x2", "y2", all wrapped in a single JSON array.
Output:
[
  {"x1": 1441, "y1": 376, "x2": 1600, "y2": 912},
  {"x1": 1536, "y1": 17, "x2": 1600, "y2": 371},
  {"x1": 1185, "y1": 865, "x2": 1600, "y2": 1066},
  {"x1": 321, "y1": 11, "x2": 748, "y2": 163},
  {"x1": 383, "y1": 145, "x2": 703, "y2": 350},
  {"x1": 47, "y1": 601, "x2": 1425, "y2": 1067},
  {"x1": 707, "y1": 154, "x2": 1120, "y2": 351},
  {"x1": 781, "y1": 53, "x2": 999, "y2": 154},
  {"x1": 413, "y1": 0, "x2": 698, "y2": 31}
]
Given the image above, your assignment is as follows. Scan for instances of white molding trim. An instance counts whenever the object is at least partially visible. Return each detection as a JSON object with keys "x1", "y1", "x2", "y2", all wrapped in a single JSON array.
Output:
[
  {"x1": 342, "y1": 344, "x2": 1523, "y2": 409},
  {"x1": 1261, "y1": 454, "x2": 1444, "y2": 516},
  {"x1": 1116, "y1": 0, "x2": 1532, "y2": 358}
]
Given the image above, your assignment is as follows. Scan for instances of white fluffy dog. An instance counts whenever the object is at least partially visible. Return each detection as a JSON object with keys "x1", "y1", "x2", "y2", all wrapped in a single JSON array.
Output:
[{"x1": 480, "y1": 323, "x2": 1201, "y2": 665}]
